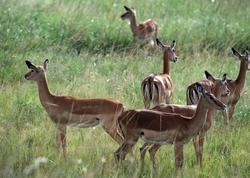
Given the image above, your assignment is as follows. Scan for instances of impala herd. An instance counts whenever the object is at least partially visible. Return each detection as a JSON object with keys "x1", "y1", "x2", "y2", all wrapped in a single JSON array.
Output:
[{"x1": 24, "y1": 5, "x2": 249, "y2": 175}]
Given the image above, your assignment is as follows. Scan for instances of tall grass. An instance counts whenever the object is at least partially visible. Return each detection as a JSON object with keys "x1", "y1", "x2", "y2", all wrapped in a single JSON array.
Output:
[
  {"x1": 0, "y1": 0, "x2": 249, "y2": 178},
  {"x1": 0, "y1": 0, "x2": 250, "y2": 55}
]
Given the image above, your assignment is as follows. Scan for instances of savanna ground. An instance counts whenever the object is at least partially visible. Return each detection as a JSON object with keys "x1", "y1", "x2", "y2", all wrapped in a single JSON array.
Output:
[{"x1": 0, "y1": 0, "x2": 250, "y2": 177}]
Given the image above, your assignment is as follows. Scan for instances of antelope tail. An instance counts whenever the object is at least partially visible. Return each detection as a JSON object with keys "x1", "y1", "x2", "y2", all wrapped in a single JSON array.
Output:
[
  {"x1": 142, "y1": 74, "x2": 159, "y2": 109},
  {"x1": 186, "y1": 85, "x2": 199, "y2": 105}
]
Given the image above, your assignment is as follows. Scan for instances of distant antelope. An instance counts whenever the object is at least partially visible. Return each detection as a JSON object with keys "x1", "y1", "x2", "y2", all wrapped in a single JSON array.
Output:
[
  {"x1": 139, "y1": 71, "x2": 229, "y2": 170},
  {"x1": 141, "y1": 39, "x2": 177, "y2": 109},
  {"x1": 187, "y1": 48, "x2": 250, "y2": 121},
  {"x1": 121, "y1": 6, "x2": 158, "y2": 46},
  {"x1": 115, "y1": 84, "x2": 226, "y2": 173},
  {"x1": 24, "y1": 59, "x2": 124, "y2": 157}
]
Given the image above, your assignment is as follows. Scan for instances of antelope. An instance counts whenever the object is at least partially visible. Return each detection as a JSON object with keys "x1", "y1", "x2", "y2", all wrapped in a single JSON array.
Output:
[
  {"x1": 24, "y1": 59, "x2": 124, "y2": 157},
  {"x1": 186, "y1": 70, "x2": 230, "y2": 123},
  {"x1": 139, "y1": 105, "x2": 196, "y2": 170},
  {"x1": 114, "y1": 84, "x2": 226, "y2": 173},
  {"x1": 139, "y1": 71, "x2": 230, "y2": 170},
  {"x1": 141, "y1": 39, "x2": 177, "y2": 109},
  {"x1": 221, "y1": 48, "x2": 250, "y2": 120},
  {"x1": 121, "y1": 6, "x2": 158, "y2": 46},
  {"x1": 187, "y1": 48, "x2": 250, "y2": 121}
]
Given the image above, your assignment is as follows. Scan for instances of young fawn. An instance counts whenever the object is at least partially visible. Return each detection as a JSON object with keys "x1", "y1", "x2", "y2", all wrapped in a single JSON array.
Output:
[{"x1": 121, "y1": 6, "x2": 158, "y2": 47}]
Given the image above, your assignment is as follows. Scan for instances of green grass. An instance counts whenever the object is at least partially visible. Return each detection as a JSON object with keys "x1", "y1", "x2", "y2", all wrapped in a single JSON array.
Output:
[
  {"x1": 1, "y1": 0, "x2": 250, "y2": 54},
  {"x1": 0, "y1": 0, "x2": 250, "y2": 178}
]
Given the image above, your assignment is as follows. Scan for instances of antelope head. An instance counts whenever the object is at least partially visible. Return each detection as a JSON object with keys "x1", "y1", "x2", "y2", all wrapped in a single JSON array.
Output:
[
  {"x1": 121, "y1": 6, "x2": 136, "y2": 20},
  {"x1": 156, "y1": 38, "x2": 178, "y2": 62},
  {"x1": 196, "y1": 83, "x2": 226, "y2": 111},
  {"x1": 232, "y1": 48, "x2": 250, "y2": 71},
  {"x1": 204, "y1": 71, "x2": 230, "y2": 97},
  {"x1": 24, "y1": 59, "x2": 49, "y2": 81}
]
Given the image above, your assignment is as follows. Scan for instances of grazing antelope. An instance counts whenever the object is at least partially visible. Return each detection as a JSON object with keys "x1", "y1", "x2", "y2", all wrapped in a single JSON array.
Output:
[
  {"x1": 115, "y1": 84, "x2": 226, "y2": 173},
  {"x1": 24, "y1": 59, "x2": 124, "y2": 157},
  {"x1": 141, "y1": 39, "x2": 177, "y2": 109},
  {"x1": 187, "y1": 48, "x2": 250, "y2": 121},
  {"x1": 121, "y1": 6, "x2": 158, "y2": 46},
  {"x1": 139, "y1": 71, "x2": 229, "y2": 170}
]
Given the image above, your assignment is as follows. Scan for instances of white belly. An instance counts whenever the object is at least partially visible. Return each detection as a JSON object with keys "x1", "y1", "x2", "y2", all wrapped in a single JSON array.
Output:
[
  {"x1": 140, "y1": 129, "x2": 179, "y2": 144},
  {"x1": 61, "y1": 112, "x2": 102, "y2": 128},
  {"x1": 140, "y1": 129, "x2": 193, "y2": 144}
]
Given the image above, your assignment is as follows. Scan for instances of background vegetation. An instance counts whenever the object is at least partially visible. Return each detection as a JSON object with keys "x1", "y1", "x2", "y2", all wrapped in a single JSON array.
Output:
[{"x1": 0, "y1": 0, "x2": 249, "y2": 177}]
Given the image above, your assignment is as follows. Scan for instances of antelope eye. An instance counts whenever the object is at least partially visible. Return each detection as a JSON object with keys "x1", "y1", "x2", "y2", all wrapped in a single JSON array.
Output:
[{"x1": 31, "y1": 69, "x2": 34, "y2": 72}]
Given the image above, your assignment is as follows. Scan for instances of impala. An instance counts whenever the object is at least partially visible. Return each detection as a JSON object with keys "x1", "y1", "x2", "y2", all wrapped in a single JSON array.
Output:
[
  {"x1": 141, "y1": 39, "x2": 177, "y2": 109},
  {"x1": 186, "y1": 70, "x2": 230, "y2": 123},
  {"x1": 140, "y1": 71, "x2": 229, "y2": 169},
  {"x1": 24, "y1": 59, "x2": 124, "y2": 157},
  {"x1": 114, "y1": 84, "x2": 226, "y2": 173},
  {"x1": 221, "y1": 48, "x2": 250, "y2": 120},
  {"x1": 121, "y1": 6, "x2": 158, "y2": 46},
  {"x1": 187, "y1": 48, "x2": 250, "y2": 121}
]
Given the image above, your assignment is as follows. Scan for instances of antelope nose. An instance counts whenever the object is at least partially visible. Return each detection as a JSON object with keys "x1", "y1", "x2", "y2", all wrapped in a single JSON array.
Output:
[
  {"x1": 24, "y1": 74, "x2": 28, "y2": 79},
  {"x1": 174, "y1": 57, "x2": 178, "y2": 62}
]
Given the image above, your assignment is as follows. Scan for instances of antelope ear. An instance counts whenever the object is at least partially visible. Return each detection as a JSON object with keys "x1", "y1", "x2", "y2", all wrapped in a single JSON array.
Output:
[
  {"x1": 156, "y1": 38, "x2": 164, "y2": 50},
  {"x1": 196, "y1": 83, "x2": 204, "y2": 93},
  {"x1": 232, "y1": 48, "x2": 242, "y2": 59},
  {"x1": 25, "y1": 60, "x2": 38, "y2": 71},
  {"x1": 222, "y1": 73, "x2": 227, "y2": 84},
  {"x1": 246, "y1": 50, "x2": 250, "y2": 70},
  {"x1": 171, "y1": 40, "x2": 176, "y2": 50},
  {"x1": 204, "y1": 70, "x2": 215, "y2": 82},
  {"x1": 43, "y1": 59, "x2": 49, "y2": 70},
  {"x1": 124, "y1": 6, "x2": 131, "y2": 12},
  {"x1": 131, "y1": 7, "x2": 136, "y2": 13},
  {"x1": 245, "y1": 49, "x2": 250, "y2": 59}
]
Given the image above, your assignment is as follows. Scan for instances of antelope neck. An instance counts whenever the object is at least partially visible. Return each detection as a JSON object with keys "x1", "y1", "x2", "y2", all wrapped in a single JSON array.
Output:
[
  {"x1": 129, "y1": 15, "x2": 137, "y2": 35},
  {"x1": 36, "y1": 74, "x2": 54, "y2": 108},
  {"x1": 206, "y1": 85, "x2": 221, "y2": 123},
  {"x1": 163, "y1": 51, "x2": 170, "y2": 74},
  {"x1": 189, "y1": 96, "x2": 209, "y2": 135},
  {"x1": 235, "y1": 60, "x2": 248, "y2": 90}
]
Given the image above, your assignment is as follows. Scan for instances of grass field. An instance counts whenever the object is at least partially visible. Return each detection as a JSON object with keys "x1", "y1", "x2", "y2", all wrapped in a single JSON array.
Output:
[{"x1": 0, "y1": 0, "x2": 250, "y2": 177}]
